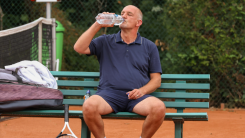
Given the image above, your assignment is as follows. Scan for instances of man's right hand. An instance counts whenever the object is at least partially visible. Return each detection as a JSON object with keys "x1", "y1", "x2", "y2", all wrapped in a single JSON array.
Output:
[{"x1": 96, "y1": 21, "x2": 114, "y2": 28}]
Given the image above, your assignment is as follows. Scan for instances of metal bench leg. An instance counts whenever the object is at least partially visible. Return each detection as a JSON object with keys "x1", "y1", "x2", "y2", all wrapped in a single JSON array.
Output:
[
  {"x1": 173, "y1": 118, "x2": 184, "y2": 138},
  {"x1": 81, "y1": 118, "x2": 91, "y2": 138}
]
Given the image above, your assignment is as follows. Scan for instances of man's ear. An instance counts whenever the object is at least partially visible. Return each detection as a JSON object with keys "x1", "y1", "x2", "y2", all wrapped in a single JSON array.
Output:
[{"x1": 136, "y1": 20, "x2": 142, "y2": 27}]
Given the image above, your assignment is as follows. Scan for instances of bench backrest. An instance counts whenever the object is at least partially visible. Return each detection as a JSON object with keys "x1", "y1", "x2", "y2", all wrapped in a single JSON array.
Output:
[{"x1": 51, "y1": 71, "x2": 210, "y2": 113}]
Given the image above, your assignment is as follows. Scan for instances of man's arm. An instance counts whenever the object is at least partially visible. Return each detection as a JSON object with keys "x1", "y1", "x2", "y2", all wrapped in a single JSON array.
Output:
[
  {"x1": 127, "y1": 73, "x2": 161, "y2": 99},
  {"x1": 74, "y1": 22, "x2": 102, "y2": 54},
  {"x1": 74, "y1": 17, "x2": 114, "y2": 54}
]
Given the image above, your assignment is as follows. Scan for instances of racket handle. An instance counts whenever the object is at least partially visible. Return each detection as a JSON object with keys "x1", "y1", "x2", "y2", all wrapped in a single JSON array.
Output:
[{"x1": 65, "y1": 104, "x2": 69, "y2": 122}]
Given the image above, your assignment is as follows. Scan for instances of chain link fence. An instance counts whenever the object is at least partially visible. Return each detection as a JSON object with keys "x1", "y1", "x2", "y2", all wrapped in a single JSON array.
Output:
[{"x1": 1, "y1": 0, "x2": 245, "y2": 109}]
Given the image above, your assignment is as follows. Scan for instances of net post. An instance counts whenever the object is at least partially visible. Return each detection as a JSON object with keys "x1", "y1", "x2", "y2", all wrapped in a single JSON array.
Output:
[
  {"x1": 46, "y1": 2, "x2": 51, "y2": 19},
  {"x1": 38, "y1": 21, "x2": 42, "y2": 63},
  {"x1": 52, "y1": 18, "x2": 56, "y2": 71}
]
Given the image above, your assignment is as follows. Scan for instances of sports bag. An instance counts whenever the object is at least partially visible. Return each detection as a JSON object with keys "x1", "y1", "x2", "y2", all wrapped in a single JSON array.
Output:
[{"x1": 0, "y1": 68, "x2": 63, "y2": 113}]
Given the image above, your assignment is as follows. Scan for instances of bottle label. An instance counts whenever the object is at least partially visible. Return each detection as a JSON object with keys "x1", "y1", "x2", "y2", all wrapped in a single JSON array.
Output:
[{"x1": 96, "y1": 13, "x2": 123, "y2": 25}]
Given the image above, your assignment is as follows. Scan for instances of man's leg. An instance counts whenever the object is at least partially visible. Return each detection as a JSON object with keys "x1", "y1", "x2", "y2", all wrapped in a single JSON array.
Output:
[
  {"x1": 132, "y1": 97, "x2": 166, "y2": 138},
  {"x1": 83, "y1": 95, "x2": 114, "y2": 138}
]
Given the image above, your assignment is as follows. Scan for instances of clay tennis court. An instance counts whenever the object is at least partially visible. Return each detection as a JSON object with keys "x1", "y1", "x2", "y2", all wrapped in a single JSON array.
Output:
[{"x1": 0, "y1": 107, "x2": 245, "y2": 138}]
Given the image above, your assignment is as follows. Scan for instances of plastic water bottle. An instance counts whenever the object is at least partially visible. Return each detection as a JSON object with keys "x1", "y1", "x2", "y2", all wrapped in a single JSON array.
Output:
[
  {"x1": 84, "y1": 90, "x2": 91, "y2": 100},
  {"x1": 95, "y1": 13, "x2": 124, "y2": 25}
]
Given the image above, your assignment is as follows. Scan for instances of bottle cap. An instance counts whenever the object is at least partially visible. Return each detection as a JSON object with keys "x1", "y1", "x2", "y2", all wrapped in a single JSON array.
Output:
[{"x1": 86, "y1": 90, "x2": 90, "y2": 93}]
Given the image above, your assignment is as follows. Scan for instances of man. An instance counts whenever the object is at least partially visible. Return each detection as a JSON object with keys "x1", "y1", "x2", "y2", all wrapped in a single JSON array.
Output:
[{"x1": 74, "y1": 5, "x2": 166, "y2": 138}]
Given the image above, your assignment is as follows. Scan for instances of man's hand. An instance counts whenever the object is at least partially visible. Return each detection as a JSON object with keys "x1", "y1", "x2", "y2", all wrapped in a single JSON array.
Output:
[{"x1": 126, "y1": 89, "x2": 145, "y2": 100}]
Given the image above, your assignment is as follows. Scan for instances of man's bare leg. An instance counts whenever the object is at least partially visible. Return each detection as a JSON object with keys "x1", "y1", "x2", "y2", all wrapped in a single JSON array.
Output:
[
  {"x1": 133, "y1": 97, "x2": 166, "y2": 138},
  {"x1": 83, "y1": 95, "x2": 113, "y2": 138}
]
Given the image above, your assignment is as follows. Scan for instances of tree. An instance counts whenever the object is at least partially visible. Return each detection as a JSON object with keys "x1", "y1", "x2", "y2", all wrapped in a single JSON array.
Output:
[{"x1": 160, "y1": 0, "x2": 245, "y2": 107}]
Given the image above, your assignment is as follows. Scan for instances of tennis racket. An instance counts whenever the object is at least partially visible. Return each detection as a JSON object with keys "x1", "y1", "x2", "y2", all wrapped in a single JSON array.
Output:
[{"x1": 56, "y1": 104, "x2": 77, "y2": 138}]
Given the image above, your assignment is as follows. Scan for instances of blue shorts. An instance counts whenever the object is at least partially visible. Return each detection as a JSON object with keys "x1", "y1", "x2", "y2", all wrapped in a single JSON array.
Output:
[{"x1": 95, "y1": 89, "x2": 152, "y2": 113}]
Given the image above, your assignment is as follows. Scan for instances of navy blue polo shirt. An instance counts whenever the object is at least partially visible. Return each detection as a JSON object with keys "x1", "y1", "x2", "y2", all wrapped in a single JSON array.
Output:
[{"x1": 88, "y1": 31, "x2": 162, "y2": 92}]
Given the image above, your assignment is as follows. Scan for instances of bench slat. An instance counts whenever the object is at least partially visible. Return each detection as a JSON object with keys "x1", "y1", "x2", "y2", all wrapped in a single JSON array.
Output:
[
  {"x1": 164, "y1": 101, "x2": 209, "y2": 108},
  {"x1": 63, "y1": 99, "x2": 84, "y2": 105},
  {"x1": 57, "y1": 80, "x2": 209, "y2": 90},
  {"x1": 1, "y1": 110, "x2": 208, "y2": 121},
  {"x1": 51, "y1": 71, "x2": 210, "y2": 80},
  {"x1": 62, "y1": 99, "x2": 209, "y2": 108},
  {"x1": 161, "y1": 74, "x2": 210, "y2": 80},
  {"x1": 101, "y1": 112, "x2": 208, "y2": 121},
  {"x1": 51, "y1": 71, "x2": 100, "y2": 78},
  {"x1": 60, "y1": 89, "x2": 97, "y2": 96},
  {"x1": 57, "y1": 80, "x2": 99, "y2": 87},
  {"x1": 60, "y1": 90, "x2": 209, "y2": 99},
  {"x1": 151, "y1": 92, "x2": 209, "y2": 99},
  {"x1": 160, "y1": 83, "x2": 210, "y2": 90}
]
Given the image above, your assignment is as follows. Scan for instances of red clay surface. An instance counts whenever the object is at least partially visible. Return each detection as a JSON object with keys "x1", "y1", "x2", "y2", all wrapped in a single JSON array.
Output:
[{"x1": 0, "y1": 107, "x2": 245, "y2": 138}]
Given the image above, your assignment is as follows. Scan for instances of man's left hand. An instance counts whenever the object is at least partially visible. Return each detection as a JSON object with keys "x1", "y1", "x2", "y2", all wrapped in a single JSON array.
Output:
[{"x1": 126, "y1": 89, "x2": 144, "y2": 99}]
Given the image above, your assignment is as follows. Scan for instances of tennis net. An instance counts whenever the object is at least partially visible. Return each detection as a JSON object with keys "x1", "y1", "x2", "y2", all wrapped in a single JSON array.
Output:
[{"x1": 0, "y1": 17, "x2": 56, "y2": 71}]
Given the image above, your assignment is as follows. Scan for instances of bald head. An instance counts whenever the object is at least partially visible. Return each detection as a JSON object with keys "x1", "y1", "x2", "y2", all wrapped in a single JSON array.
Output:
[{"x1": 124, "y1": 5, "x2": 143, "y2": 20}]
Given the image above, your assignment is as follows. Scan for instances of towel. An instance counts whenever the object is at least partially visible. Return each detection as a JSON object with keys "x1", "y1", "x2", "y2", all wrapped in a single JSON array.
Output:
[{"x1": 5, "y1": 60, "x2": 57, "y2": 89}]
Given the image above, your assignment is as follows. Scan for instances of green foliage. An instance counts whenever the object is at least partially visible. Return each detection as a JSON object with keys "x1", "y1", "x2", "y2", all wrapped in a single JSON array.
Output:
[
  {"x1": 0, "y1": 0, "x2": 45, "y2": 29},
  {"x1": 160, "y1": 0, "x2": 245, "y2": 107},
  {"x1": 1, "y1": 0, "x2": 245, "y2": 108}
]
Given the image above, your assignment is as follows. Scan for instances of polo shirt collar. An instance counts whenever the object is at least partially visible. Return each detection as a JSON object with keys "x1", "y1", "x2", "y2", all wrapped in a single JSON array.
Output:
[{"x1": 115, "y1": 31, "x2": 142, "y2": 45}]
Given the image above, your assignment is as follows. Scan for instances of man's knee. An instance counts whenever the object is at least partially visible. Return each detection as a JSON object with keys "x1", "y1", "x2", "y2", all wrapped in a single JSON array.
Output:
[
  {"x1": 150, "y1": 101, "x2": 166, "y2": 119},
  {"x1": 83, "y1": 95, "x2": 113, "y2": 116},
  {"x1": 83, "y1": 99, "x2": 98, "y2": 115},
  {"x1": 83, "y1": 95, "x2": 103, "y2": 116}
]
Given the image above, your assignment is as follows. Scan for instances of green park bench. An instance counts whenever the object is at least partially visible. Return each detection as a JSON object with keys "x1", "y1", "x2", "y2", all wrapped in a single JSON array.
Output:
[{"x1": 0, "y1": 71, "x2": 210, "y2": 138}]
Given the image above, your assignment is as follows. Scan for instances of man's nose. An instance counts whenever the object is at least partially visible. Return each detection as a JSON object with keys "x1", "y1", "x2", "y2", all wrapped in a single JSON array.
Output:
[{"x1": 122, "y1": 14, "x2": 126, "y2": 18}]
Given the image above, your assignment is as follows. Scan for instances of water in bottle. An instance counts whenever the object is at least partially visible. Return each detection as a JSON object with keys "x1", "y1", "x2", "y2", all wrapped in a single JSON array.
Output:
[
  {"x1": 95, "y1": 13, "x2": 124, "y2": 25},
  {"x1": 84, "y1": 90, "x2": 91, "y2": 101}
]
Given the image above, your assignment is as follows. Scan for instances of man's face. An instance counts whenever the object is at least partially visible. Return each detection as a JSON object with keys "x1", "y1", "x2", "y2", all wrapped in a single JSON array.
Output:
[{"x1": 119, "y1": 6, "x2": 140, "y2": 29}]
